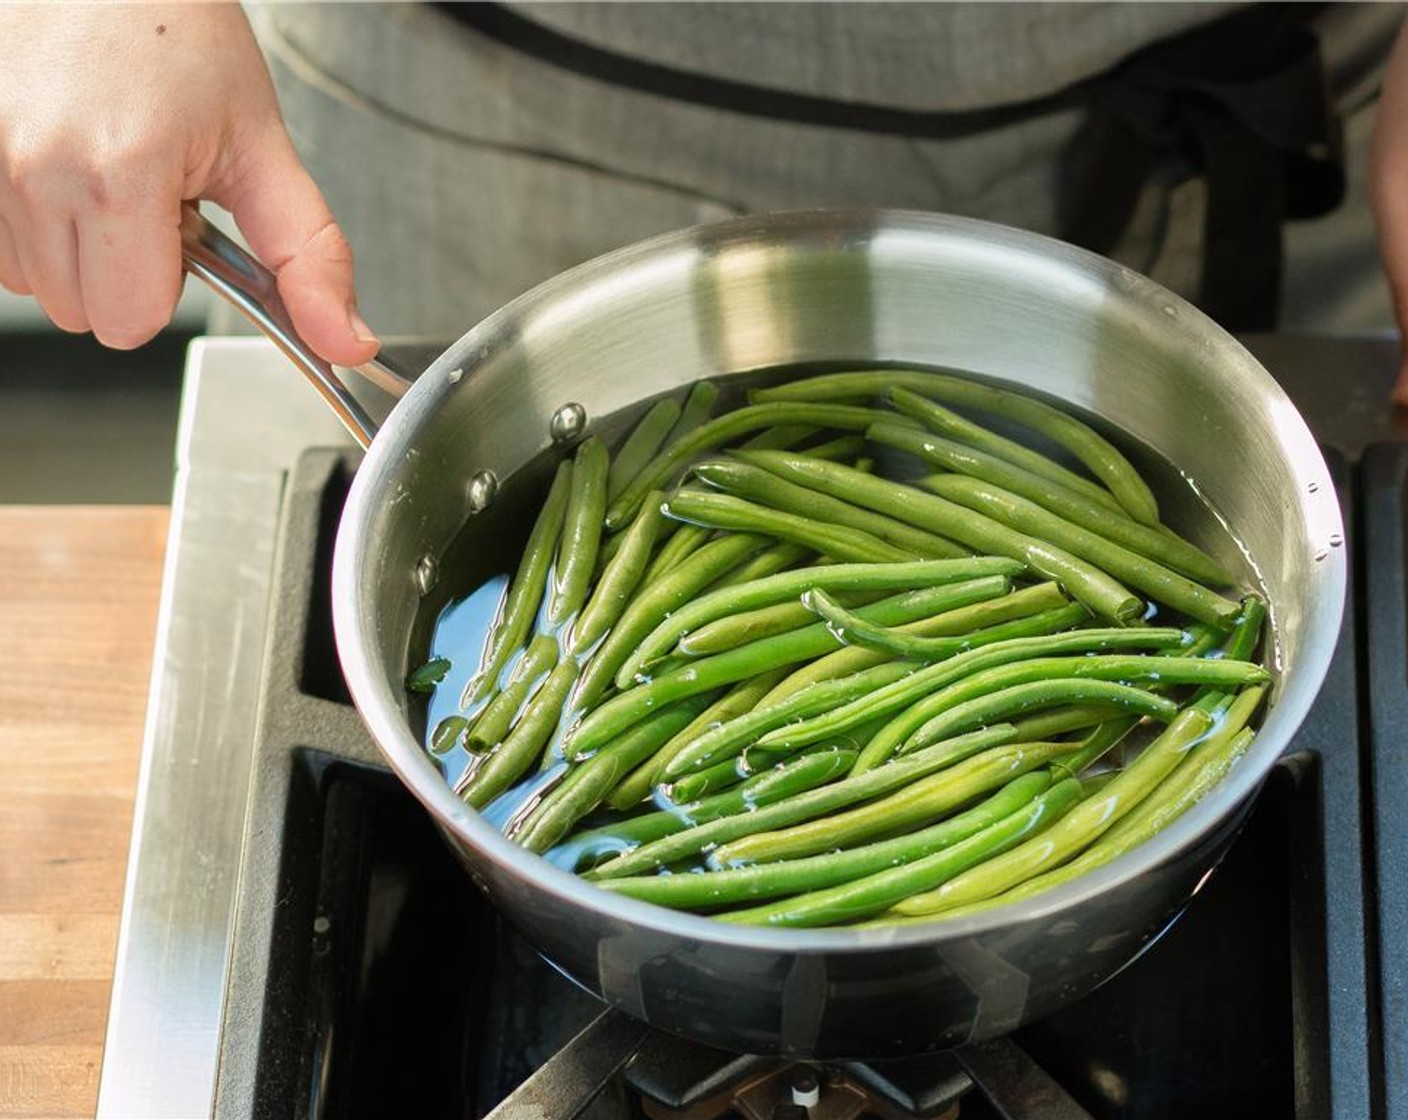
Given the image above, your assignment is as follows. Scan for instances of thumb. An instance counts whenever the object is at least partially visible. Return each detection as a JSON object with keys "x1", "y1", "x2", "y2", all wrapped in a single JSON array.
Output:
[{"x1": 212, "y1": 126, "x2": 378, "y2": 368}]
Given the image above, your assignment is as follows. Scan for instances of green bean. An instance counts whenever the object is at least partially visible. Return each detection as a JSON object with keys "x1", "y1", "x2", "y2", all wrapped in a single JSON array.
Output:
[
  {"x1": 717, "y1": 778, "x2": 1085, "y2": 927},
  {"x1": 605, "y1": 403, "x2": 899, "y2": 528},
  {"x1": 593, "y1": 526, "x2": 626, "y2": 575},
  {"x1": 570, "y1": 493, "x2": 667, "y2": 655},
  {"x1": 681, "y1": 594, "x2": 882, "y2": 656},
  {"x1": 737, "y1": 423, "x2": 821, "y2": 451},
  {"x1": 922, "y1": 475, "x2": 1240, "y2": 625},
  {"x1": 546, "y1": 436, "x2": 609, "y2": 627},
  {"x1": 709, "y1": 541, "x2": 813, "y2": 590},
  {"x1": 754, "y1": 648, "x2": 893, "y2": 707},
  {"x1": 597, "y1": 771, "x2": 1053, "y2": 910},
  {"x1": 640, "y1": 522, "x2": 712, "y2": 587},
  {"x1": 550, "y1": 748, "x2": 858, "y2": 872},
  {"x1": 880, "y1": 600, "x2": 1091, "y2": 662},
  {"x1": 868, "y1": 418, "x2": 1233, "y2": 585},
  {"x1": 892, "y1": 703, "x2": 1224, "y2": 915},
  {"x1": 734, "y1": 451, "x2": 1143, "y2": 623},
  {"x1": 1105, "y1": 720, "x2": 1258, "y2": 842},
  {"x1": 1218, "y1": 596, "x2": 1267, "y2": 661},
  {"x1": 664, "y1": 488, "x2": 918, "y2": 563},
  {"x1": 586, "y1": 724, "x2": 1020, "y2": 879},
  {"x1": 714, "y1": 736, "x2": 1079, "y2": 868},
  {"x1": 657, "y1": 659, "x2": 920, "y2": 779},
  {"x1": 605, "y1": 669, "x2": 790, "y2": 811},
  {"x1": 791, "y1": 434, "x2": 867, "y2": 462},
  {"x1": 665, "y1": 756, "x2": 765, "y2": 803},
  {"x1": 693, "y1": 458, "x2": 972, "y2": 559},
  {"x1": 515, "y1": 692, "x2": 721, "y2": 853},
  {"x1": 901, "y1": 653, "x2": 1267, "y2": 755},
  {"x1": 464, "y1": 634, "x2": 560, "y2": 750},
  {"x1": 903, "y1": 679, "x2": 1186, "y2": 751},
  {"x1": 459, "y1": 659, "x2": 579, "y2": 809},
  {"x1": 661, "y1": 743, "x2": 856, "y2": 805},
  {"x1": 761, "y1": 626, "x2": 1187, "y2": 757},
  {"x1": 620, "y1": 557, "x2": 1020, "y2": 685},
  {"x1": 1045, "y1": 716, "x2": 1140, "y2": 781},
  {"x1": 801, "y1": 589, "x2": 1085, "y2": 661},
  {"x1": 850, "y1": 617, "x2": 1227, "y2": 777},
  {"x1": 1190, "y1": 595, "x2": 1266, "y2": 708},
  {"x1": 663, "y1": 379, "x2": 721, "y2": 446},
  {"x1": 672, "y1": 718, "x2": 893, "y2": 804},
  {"x1": 595, "y1": 576, "x2": 1005, "y2": 721},
  {"x1": 607, "y1": 398, "x2": 682, "y2": 502},
  {"x1": 950, "y1": 718, "x2": 1259, "y2": 919},
  {"x1": 1166, "y1": 620, "x2": 1227, "y2": 659},
  {"x1": 737, "y1": 714, "x2": 892, "y2": 774},
  {"x1": 885, "y1": 389, "x2": 1128, "y2": 516},
  {"x1": 666, "y1": 744, "x2": 803, "y2": 802},
  {"x1": 1009, "y1": 704, "x2": 1126, "y2": 741},
  {"x1": 575, "y1": 532, "x2": 770, "y2": 708},
  {"x1": 469, "y1": 460, "x2": 572, "y2": 703},
  {"x1": 753, "y1": 371, "x2": 1160, "y2": 526},
  {"x1": 752, "y1": 583, "x2": 1072, "y2": 710}
]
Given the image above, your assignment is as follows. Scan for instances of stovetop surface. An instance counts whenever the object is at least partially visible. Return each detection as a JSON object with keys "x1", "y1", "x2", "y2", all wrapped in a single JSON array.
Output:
[{"x1": 97, "y1": 336, "x2": 1408, "y2": 1120}]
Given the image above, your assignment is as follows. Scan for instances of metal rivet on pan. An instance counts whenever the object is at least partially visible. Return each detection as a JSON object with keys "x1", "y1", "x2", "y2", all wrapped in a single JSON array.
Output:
[
  {"x1": 467, "y1": 469, "x2": 499, "y2": 513},
  {"x1": 1307, "y1": 481, "x2": 1319, "y2": 493},
  {"x1": 550, "y1": 402, "x2": 587, "y2": 444},
  {"x1": 415, "y1": 554, "x2": 439, "y2": 595},
  {"x1": 1329, "y1": 532, "x2": 1343, "y2": 548},
  {"x1": 1313, "y1": 549, "x2": 1329, "y2": 562},
  {"x1": 447, "y1": 367, "x2": 464, "y2": 384}
]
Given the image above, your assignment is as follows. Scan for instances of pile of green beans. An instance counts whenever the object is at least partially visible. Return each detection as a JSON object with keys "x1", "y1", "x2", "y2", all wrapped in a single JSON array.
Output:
[{"x1": 406, "y1": 368, "x2": 1272, "y2": 928}]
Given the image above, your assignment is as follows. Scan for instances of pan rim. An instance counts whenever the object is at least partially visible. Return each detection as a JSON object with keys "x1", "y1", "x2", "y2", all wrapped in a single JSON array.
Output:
[{"x1": 332, "y1": 206, "x2": 1345, "y2": 953}]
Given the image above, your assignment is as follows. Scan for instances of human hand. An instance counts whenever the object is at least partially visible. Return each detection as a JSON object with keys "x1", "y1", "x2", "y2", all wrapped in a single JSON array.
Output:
[
  {"x1": 0, "y1": 2, "x2": 376, "y2": 364},
  {"x1": 1371, "y1": 16, "x2": 1408, "y2": 406}
]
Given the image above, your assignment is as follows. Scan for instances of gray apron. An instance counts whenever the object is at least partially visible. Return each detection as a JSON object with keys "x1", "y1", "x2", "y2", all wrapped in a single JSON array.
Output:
[{"x1": 247, "y1": 2, "x2": 1399, "y2": 338}]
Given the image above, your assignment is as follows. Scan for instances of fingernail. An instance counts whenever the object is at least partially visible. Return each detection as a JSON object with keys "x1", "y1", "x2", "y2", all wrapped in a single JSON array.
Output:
[{"x1": 348, "y1": 306, "x2": 378, "y2": 345}]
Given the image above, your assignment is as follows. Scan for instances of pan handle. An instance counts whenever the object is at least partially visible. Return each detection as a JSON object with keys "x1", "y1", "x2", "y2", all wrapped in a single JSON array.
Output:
[{"x1": 178, "y1": 204, "x2": 412, "y2": 449}]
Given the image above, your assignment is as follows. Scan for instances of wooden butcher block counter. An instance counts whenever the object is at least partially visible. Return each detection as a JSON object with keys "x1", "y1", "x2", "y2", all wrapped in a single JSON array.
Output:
[{"x1": 0, "y1": 507, "x2": 168, "y2": 1120}]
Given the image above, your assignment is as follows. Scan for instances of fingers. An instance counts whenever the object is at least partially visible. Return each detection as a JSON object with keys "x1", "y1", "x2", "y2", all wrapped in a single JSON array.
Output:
[
  {"x1": 213, "y1": 127, "x2": 378, "y2": 368},
  {"x1": 75, "y1": 194, "x2": 183, "y2": 350},
  {"x1": 0, "y1": 156, "x2": 184, "y2": 343},
  {"x1": 11, "y1": 213, "x2": 88, "y2": 333}
]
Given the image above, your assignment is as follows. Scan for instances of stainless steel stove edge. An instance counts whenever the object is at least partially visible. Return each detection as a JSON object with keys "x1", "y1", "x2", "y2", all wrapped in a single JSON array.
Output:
[{"x1": 97, "y1": 339, "x2": 353, "y2": 1120}]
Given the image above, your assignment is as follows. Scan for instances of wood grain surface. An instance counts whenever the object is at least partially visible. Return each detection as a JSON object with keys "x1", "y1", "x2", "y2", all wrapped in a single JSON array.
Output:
[{"x1": 0, "y1": 507, "x2": 168, "y2": 1120}]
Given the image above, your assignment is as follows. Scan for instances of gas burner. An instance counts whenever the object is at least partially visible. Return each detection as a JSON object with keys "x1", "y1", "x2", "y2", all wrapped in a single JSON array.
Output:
[
  {"x1": 633, "y1": 1059, "x2": 961, "y2": 1120},
  {"x1": 625, "y1": 1034, "x2": 968, "y2": 1120},
  {"x1": 481, "y1": 1009, "x2": 1103, "y2": 1120}
]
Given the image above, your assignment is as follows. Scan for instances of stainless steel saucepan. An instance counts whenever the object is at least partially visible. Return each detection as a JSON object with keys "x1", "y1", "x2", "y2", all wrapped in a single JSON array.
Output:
[{"x1": 181, "y1": 205, "x2": 1344, "y2": 1058}]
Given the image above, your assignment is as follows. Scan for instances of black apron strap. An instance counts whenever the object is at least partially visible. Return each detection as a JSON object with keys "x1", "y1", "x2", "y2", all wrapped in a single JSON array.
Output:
[{"x1": 1064, "y1": 4, "x2": 1343, "y2": 329}]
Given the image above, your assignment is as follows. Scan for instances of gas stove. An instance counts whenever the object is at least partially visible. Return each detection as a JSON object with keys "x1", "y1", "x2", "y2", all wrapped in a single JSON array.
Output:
[{"x1": 96, "y1": 336, "x2": 1407, "y2": 1120}]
